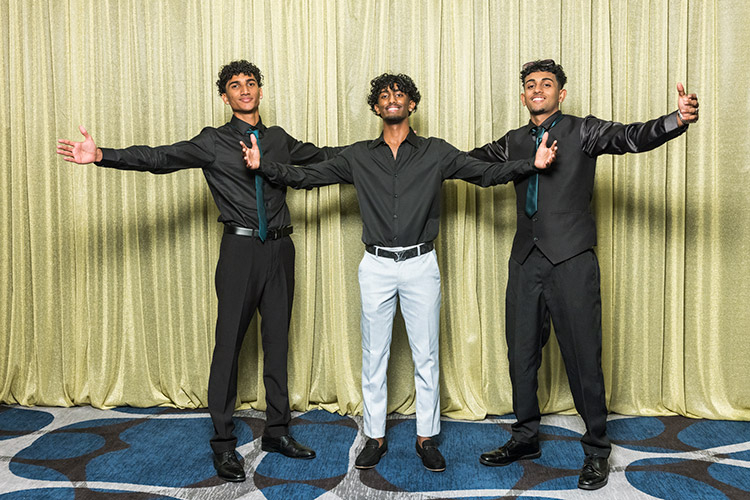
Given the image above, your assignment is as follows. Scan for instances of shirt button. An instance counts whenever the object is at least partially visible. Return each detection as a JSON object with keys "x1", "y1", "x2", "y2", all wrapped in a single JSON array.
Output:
[
  {"x1": 393, "y1": 214, "x2": 398, "y2": 219},
  {"x1": 394, "y1": 194, "x2": 398, "y2": 198},
  {"x1": 393, "y1": 236, "x2": 398, "y2": 241},
  {"x1": 532, "y1": 217, "x2": 538, "y2": 222},
  {"x1": 533, "y1": 237, "x2": 539, "y2": 242}
]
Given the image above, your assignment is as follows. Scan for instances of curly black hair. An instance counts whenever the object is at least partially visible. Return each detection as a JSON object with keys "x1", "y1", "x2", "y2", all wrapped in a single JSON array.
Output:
[
  {"x1": 367, "y1": 73, "x2": 421, "y2": 115},
  {"x1": 216, "y1": 60, "x2": 263, "y2": 95},
  {"x1": 520, "y1": 59, "x2": 567, "y2": 88}
]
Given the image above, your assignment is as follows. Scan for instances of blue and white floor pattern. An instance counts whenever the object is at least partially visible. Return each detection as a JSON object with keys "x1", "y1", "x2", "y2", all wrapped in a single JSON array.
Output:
[{"x1": 1, "y1": 404, "x2": 749, "y2": 499}]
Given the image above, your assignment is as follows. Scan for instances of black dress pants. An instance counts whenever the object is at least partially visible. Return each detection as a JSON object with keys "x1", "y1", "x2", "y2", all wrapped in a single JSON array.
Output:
[
  {"x1": 505, "y1": 247, "x2": 610, "y2": 458},
  {"x1": 208, "y1": 232, "x2": 295, "y2": 454}
]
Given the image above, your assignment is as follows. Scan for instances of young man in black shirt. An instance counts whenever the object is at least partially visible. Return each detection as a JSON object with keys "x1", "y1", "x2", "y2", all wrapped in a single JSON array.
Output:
[
  {"x1": 57, "y1": 60, "x2": 342, "y2": 482},
  {"x1": 469, "y1": 59, "x2": 699, "y2": 490},
  {"x1": 244, "y1": 73, "x2": 557, "y2": 472}
]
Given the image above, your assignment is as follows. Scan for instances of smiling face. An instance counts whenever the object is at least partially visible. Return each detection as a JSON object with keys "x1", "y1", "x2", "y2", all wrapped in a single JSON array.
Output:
[
  {"x1": 221, "y1": 73, "x2": 263, "y2": 119},
  {"x1": 373, "y1": 84, "x2": 415, "y2": 124},
  {"x1": 521, "y1": 71, "x2": 567, "y2": 119}
]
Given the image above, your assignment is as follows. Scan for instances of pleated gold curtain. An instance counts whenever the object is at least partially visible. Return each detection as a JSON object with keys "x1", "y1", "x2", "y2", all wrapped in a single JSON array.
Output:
[{"x1": 2, "y1": 0, "x2": 748, "y2": 421}]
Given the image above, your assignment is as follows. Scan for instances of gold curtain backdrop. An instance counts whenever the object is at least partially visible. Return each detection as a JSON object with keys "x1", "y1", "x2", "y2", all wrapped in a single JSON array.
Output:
[{"x1": 2, "y1": 0, "x2": 749, "y2": 421}]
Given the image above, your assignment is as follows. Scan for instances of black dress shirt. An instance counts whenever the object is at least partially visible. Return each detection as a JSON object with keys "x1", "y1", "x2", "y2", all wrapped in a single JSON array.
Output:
[
  {"x1": 469, "y1": 110, "x2": 688, "y2": 264},
  {"x1": 96, "y1": 116, "x2": 341, "y2": 229},
  {"x1": 259, "y1": 129, "x2": 537, "y2": 247}
]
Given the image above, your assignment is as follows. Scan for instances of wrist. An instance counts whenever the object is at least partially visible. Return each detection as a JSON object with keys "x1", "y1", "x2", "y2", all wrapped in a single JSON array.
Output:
[{"x1": 95, "y1": 148, "x2": 103, "y2": 162}]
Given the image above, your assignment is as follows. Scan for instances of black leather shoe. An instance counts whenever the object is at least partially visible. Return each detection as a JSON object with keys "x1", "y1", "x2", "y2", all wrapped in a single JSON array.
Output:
[
  {"x1": 578, "y1": 456, "x2": 609, "y2": 490},
  {"x1": 479, "y1": 438, "x2": 541, "y2": 466},
  {"x1": 416, "y1": 439, "x2": 446, "y2": 472},
  {"x1": 355, "y1": 438, "x2": 387, "y2": 469},
  {"x1": 212, "y1": 450, "x2": 246, "y2": 482},
  {"x1": 261, "y1": 435, "x2": 316, "y2": 459}
]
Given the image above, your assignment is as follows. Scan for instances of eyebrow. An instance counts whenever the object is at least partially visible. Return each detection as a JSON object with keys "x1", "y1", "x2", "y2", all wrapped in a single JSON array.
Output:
[
  {"x1": 526, "y1": 77, "x2": 555, "y2": 85},
  {"x1": 228, "y1": 77, "x2": 257, "y2": 86}
]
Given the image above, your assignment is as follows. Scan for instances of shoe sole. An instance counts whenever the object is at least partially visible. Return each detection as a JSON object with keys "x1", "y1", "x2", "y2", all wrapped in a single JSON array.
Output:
[
  {"x1": 479, "y1": 450, "x2": 541, "y2": 467},
  {"x1": 355, "y1": 450, "x2": 386, "y2": 469},
  {"x1": 578, "y1": 478, "x2": 608, "y2": 490},
  {"x1": 216, "y1": 474, "x2": 246, "y2": 483},
  {"x1": 260, "y1": 444, "x2": 316, "y2": 459}
]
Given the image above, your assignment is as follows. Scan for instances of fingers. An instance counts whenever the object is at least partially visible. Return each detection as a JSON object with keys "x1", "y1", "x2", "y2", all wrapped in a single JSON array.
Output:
[
  {"x1": 79, "y1": 125, "x2": 90, "y2": 139},
  {"x1": 250, "y1": 133, "x2": 257, "y2": 147},
  {"x1": 677, "y1": 82, "x2": 686, "y2": 97}
]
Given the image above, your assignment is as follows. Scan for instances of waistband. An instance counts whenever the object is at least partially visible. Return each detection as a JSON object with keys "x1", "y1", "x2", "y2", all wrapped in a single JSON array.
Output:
[
  {"x1": 224, "y1": 225, "x2": 293, "y2": 239},
  {"x1": 365, "y1": 242, "x2": 434, "y2": 262}
]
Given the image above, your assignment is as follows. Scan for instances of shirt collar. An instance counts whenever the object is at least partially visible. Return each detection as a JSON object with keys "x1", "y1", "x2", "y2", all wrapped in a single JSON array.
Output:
[
  {"x1": 230, "y1": 115, "x2": 266, "y2": 135},
  {"x1": 528, "y1": 110, "x2": 563, "y2": 135},
  {"x1": 368, "y1": 128, "x2": 420, "y2": 149}
]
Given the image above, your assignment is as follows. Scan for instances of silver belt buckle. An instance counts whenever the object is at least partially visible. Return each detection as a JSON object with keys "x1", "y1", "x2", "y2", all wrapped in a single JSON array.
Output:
[{"x1": 393, "y1": 249, "x2": 407, "y2": 262}]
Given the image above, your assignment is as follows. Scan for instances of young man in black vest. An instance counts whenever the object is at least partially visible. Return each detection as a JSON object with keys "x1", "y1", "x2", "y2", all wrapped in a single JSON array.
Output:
[
  {"x1": 469, "y1": 59, "x2": 699, "y2": 490},
  {"x1": 57, "y1": 60, "x2": 343, "y2": 482}
]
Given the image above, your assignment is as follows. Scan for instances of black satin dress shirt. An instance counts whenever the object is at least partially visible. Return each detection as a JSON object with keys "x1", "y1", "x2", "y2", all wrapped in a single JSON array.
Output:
[
  {"x1": 96, "y1": 116, "x2": 341, "y2": 229},
  {"x1": 259, "y1": 129, "x2": 536, "y2": 247},
  {"x1": 469, "y1": 110, "x2": 688, "y2": 264}
]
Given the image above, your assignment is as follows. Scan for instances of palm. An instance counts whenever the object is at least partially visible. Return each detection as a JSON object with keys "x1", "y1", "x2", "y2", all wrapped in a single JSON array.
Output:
[
  {"x1": 73, "y1": 136, "x2": 97, "y2": 163},
  {"x1": 57, "y1": 125, "x2": 99, "y2": 164},
  {"x1": 534, "y1": 132, "x2": 558, "y2": 169}
]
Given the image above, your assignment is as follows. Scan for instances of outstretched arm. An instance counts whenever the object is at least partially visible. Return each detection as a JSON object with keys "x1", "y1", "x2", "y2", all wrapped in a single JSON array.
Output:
[
  {"x1": 582, "y1": 84, "x2": 698, "y2": 157},
  {"x1": 242, "y1": 134, "x2": 353, "y2": 189},
  {"x1": 676, "y1": 82, "x2": 699, "y2": 127},
  {"x1": 56, "y1": 125, "x2": 103, "y2": 164}
]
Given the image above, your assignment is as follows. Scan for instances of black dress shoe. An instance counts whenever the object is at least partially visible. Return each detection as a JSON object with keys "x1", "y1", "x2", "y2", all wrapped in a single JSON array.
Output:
[
  {"x1": 578, "y1": 455, "x2": 609, "y2": 490},
  {"x1": 479, "y1": 438, "x2": 541, "y2": 466},
  {"x1": 416, "y1": 439, "x2": 446, "y2": 472},
  {"x1": 261, "y1": 435, "x2": 316, "y2": 459},
  {"x1": 355, "y1": 438, "x2": 387, "y2": 469},
  {"x1": 213, "y1": 450, "x2": 246, "y2": 482}
]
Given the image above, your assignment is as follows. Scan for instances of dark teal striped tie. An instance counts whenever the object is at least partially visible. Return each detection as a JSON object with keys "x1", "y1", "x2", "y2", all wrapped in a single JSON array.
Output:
[{"x1": 248, "y1": 128, "x2": 267, "y2": 241}]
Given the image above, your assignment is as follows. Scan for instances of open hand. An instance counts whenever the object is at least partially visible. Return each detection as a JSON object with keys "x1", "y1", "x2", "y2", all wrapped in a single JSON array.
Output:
[
  {"x1": 57, "y1": 125, "x2": 101, "y2": 164},
  {"x1": 240, "y1": 134, "x2": 261, "y2": 170},
  {"x1": 534, "y1": 131, "x2": 558, "y2": 169}
]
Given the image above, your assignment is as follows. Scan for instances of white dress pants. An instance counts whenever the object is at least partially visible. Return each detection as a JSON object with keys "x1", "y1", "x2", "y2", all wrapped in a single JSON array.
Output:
[{"x1": 358, "y1": 246, "x2": 442, "y2": 439}]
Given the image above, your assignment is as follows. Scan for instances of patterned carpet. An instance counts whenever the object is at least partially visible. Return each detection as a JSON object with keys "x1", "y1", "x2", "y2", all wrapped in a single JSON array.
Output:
[{"x1": 1, "y1": 404, "x2": 749, "y2": 499}]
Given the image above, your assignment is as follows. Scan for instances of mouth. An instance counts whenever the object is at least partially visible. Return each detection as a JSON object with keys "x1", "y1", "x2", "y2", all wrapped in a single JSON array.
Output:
[
  {"x1": 531, "y1": 96, "x2": 545, "y2": 103},
  {"x1": 385, "y1": 105, "x2": 401, "y2": 112}
]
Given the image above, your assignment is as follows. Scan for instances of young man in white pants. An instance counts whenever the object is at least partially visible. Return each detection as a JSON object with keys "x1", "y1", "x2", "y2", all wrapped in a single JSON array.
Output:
[{"x1": 244, "y1": 73, "x2": 557, "y2": 471}]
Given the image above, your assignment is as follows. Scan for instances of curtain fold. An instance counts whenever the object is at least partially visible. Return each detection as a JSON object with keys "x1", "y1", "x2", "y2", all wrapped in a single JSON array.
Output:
[{"x1": 2, "y1": 0, "x2": 748, "y2": 421}]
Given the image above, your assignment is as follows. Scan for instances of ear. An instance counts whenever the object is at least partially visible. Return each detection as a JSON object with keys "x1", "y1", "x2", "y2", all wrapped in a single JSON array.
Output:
[
  {"x1": 520, "y1": 93, "x2": 527, "y2": 107},
  {"x1": 221, "y1": 93, "x2": 229, "y2": 105},
  {"x1": 408, "y1": 100, "x2": 416, "y2": 112},
  {"x1": 259, "y1": 87, "x2": 263, "y2": 100},
  {"x1": 558, "y1": 88, "x2": 567, "y2": 104}
]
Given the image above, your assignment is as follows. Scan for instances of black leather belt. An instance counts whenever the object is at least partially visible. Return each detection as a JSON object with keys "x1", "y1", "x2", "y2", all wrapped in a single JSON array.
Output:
[
  {"x1": 365, "y1": 242, "x2": 434, "y2": 262},
  {"x1": 224, "y1": 225, "x2": 293, "y2": 239}
]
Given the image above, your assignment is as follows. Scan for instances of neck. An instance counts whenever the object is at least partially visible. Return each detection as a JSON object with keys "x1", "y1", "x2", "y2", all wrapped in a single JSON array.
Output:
[
  {"x1": 382, "y1": 119, "x2": 411, "y2": 145},
  {"x1": 529, "y1": 109, "x2": 558, "y2": 127},
  {"x1": 234, "y1": 110, "x2": 260, "y2": 127}
]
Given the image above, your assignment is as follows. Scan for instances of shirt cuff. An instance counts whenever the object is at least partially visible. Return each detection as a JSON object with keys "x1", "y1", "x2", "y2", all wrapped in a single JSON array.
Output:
[{"x1": 95, "y1": 148, "x2": 114, "y2": 166}]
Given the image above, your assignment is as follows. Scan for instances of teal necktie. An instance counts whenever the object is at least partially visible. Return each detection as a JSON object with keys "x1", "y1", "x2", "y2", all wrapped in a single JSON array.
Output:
[
  {"x1": 524, "y1": 116, "x2": 561, "y2": 218},
  {"x1": 248, "y1": 128, "x2": 267, "y2": 241}
]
